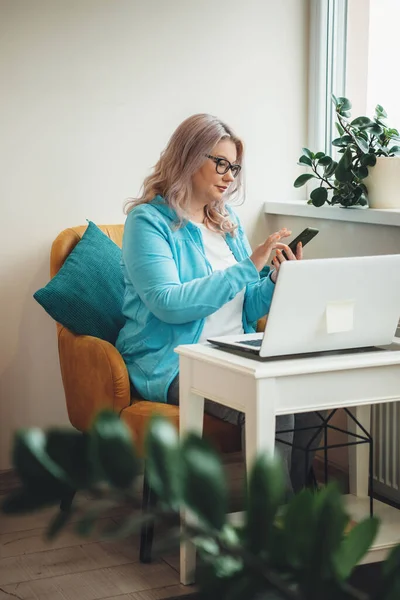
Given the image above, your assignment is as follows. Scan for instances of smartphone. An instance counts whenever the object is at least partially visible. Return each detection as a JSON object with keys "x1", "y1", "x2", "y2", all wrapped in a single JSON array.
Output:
[{"x1": 273, "y1": 227, "x2": 319, "y2": 262}]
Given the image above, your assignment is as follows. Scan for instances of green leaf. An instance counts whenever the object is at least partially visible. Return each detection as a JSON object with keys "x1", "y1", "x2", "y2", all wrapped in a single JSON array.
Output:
[
  {"x1": 336, "y1": 97, "x2": 352, "y2": 112},
  {"x1": 219, "y1": 524, "x2": 240, "y2": 549},
  {"x1": 353, "y1": 166, "x2": 369, "y2": 180},
  {"x1": 354, "y1": 135, "x2": 369, "y2": 154},
  {"x1": 353, "y1": 185, "x2": 364, "y2": 202},
  {"x1": 333, "y1": 517, "x2": 379, "y2": 580},
  {"x1": 310, "y1": 187, "x2": 328, "y2": 207},
  {"x1": 388, "y1": 146, "x2": 400, "y2": 156},
  {"x1": 298, "y1": 155, "x2": 312, "y2": 166},
  {"x1": 318, "y1": 155, "x2": 332, "y2": 166},
  {"x1": 193, "y1": 535, "x2": 220, "y2": 556},
  {"x1": 293, "y1": 173, "x2": 316, "y2": 188},
  {"x1": 145, "y1": 416, "x2": 181, "y2": 507},
  {"x1": 13, "y1": 429, "x2": 74, "y2": 490},
  {"x1": 383, "y1": 544, "x2": 400, "y2": 577},
  {"x1": 381, "y1": 545, "x2": 400, "y2": 600},
  {"x1": 245, "y1": 454, "x2": 284, "y2": 555},
  {"x1": 302, "y1": 147, "x2": 313, "y2": 159},
  {"x1": 283, "y1": 488, "x2": 316, "y2": 568},
  {"x1": 266, "y1": 526, "x2": 287, "y2": 572},
  {"x1": 324, "y1": 160, "x2": 338, "y2": 178},
  {"x1": 90, "y1": 410, "x2": 138, "y2": 489},
  {"x1": 314, "y1": 152, "x2": 325, "y2": 159},
  {"x1": 47, "y1": 507, "x2": 74, "y2": 539},
  {"x1": 332, "y1": 135, "x2": 353, "y2": 147},
  {"x1": 46, "y1": 430, "x2": 91, "y2": 489},
  {"x1": 309, "y1": 485, "x2": 349, "y2": 580},
  {"x1": 335, "y1": 148, "x2": 353, "y2": 183},
  {"x1": 211, "y1": 555, "x2": 243, "y2": 579},
  {"x1": 376, "y1": 104, "x2": 388, "y2": 118},
  {"x1": 360, "y1": 153, "x2": 377, "y2": 167},
  {"x1": 376, "y1": 148, "x2": 389, "y2": 157},
  {"x1": 366, "y1": 123, "x2": 384, "y2": 137},
  {"x1": 351, "y1": 117, "x2": 372, "y2": 127},
  {"x1": 331, "y1": 93, "x2": 338, "y2": 106},
  {"x1": 359, "y1": 195, "x2": 368, "y2": 206},
  {"x1": 357, "y1": 129, "x2": 369, "y2": 141},
  {"x1": 182, "y1": 434, "x2": 227, "y2": 530},
  {"x1": 335, "y1": 122, "x2": 345, "y2": 136},
  {"x1": 383, "y1": 545, "x2": 400, "y2": 594}
]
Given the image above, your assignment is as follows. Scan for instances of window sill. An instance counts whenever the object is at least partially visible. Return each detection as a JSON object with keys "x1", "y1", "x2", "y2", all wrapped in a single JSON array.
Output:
[{"x1": 264, "y1": 201, "x2": 400, "y2": 227}]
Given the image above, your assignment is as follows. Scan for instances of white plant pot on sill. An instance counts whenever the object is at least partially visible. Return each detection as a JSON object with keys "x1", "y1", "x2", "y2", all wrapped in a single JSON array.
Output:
[{"x1": 365, "y1": 156, "x2": 400, "y2": 209}]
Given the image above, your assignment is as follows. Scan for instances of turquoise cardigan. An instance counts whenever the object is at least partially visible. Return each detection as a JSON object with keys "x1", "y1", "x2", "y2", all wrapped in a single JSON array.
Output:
[{"x1": 116, "y1": 196, "x2": 275, "y2": 402}]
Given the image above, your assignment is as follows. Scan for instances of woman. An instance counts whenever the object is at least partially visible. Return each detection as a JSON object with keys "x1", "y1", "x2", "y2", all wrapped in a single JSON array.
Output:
[{"x1": 116, "y1": 114, "x2": 320, "y2": 492}]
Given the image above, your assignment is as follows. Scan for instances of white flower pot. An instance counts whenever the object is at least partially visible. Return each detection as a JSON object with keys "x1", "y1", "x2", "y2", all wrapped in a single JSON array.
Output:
[{"x1": 365, "y1": 156, "x2": 400, "y2": 209}]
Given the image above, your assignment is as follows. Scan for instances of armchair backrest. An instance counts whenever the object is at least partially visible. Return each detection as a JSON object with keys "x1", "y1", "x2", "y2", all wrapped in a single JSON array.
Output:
[{"x1": 50, "y1": 224, "x2": 130, "y2": 431}]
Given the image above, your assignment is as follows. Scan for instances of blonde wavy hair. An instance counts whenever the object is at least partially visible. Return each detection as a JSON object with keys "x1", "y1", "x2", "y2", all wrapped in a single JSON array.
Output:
[{"x1": 124, "y1": 114, "x2": 244, "y2": 234}]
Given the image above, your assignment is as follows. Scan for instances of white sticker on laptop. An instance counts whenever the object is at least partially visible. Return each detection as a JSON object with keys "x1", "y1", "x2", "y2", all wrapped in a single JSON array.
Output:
[{"x1": 326, "y1": 300, "x2": 355, "y2": 334}]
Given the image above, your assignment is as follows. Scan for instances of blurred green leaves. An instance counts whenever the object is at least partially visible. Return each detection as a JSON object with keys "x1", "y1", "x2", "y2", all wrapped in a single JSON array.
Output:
[
  {"x1": 245, "y1": 455, "x2": 284, "y2": 555},
  {"x1": 145, "y1": 416, "x2": 181, "y2": 507},
  {"x1": 181, "y1": 433, "x2": 227, "y2": 530},
  {"x1": 2, "y1": 428, "x2": 78, "y2": 514},
  {"x1": 3, "y1": 410, "x2": 400, "y2": 600},
  {"x1": 89, "y1": 410, "x2": 138, "y2": 489},
  {"x1": 333, "y1": 517, "x2": 379, "y2": 581}
]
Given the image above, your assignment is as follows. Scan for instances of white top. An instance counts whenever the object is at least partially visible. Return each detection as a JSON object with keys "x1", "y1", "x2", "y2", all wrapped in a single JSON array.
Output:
[
  {"x1": 194, "y1": 223, "x2": 245, "y2": 343},
  {"x1": 175, "y1": 339, "x2": 400, "y2": 381}
]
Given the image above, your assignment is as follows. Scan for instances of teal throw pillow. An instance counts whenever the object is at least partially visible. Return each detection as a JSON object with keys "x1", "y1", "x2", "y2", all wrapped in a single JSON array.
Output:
[{"x1": 34, "y1": 221, "x2": 125, "y2": 344}]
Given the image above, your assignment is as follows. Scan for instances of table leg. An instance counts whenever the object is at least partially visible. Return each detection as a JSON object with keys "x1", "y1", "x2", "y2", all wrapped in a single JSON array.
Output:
[
  {"x1": 179, "y1": 356, "x2": 205, "y2": 586},
  {"x1": 244, "y1": 378, "x2": 277, "y2": 476},
  {"x1": 348, "y1": 405, "x2": 371, "y2": 498}
]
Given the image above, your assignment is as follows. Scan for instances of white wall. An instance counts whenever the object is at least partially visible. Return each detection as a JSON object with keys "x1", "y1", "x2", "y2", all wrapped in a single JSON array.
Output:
[
  {"x1": 264, "y1": 215, "x2": 400, "y2": 260},
  {"x1": 0, "y1": 0, "x2": 309, "y2": 470},
  {"x1": 347, "y1": 0, "x2": 400, "y2": 137},
  {"x1": 346, "y1": 0, "x2": 370, "y2": 116},
  {"x1": 367, "y1": 0, "x2": 400, "y2": 126}
]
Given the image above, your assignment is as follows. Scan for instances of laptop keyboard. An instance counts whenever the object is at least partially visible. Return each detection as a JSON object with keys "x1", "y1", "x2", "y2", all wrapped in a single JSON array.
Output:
[{"x1": 236, "y1": 339, "x2": 262, "y2": 348}]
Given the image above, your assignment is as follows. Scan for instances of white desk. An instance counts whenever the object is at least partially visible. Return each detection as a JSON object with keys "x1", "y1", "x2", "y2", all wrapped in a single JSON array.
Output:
[{"x1": 176, "y1": 342, "x2": 400, "y2": 585}]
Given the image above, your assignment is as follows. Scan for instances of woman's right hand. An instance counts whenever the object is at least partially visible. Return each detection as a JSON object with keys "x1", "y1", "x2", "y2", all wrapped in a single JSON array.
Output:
[{"x1": 250, "y1": 228, "x2": 292, "y2": 272}]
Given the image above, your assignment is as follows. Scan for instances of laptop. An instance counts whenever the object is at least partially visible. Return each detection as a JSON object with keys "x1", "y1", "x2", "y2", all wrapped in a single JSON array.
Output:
[{"x1": 208, "y1": 254, "x2": 400, "y2": 359}]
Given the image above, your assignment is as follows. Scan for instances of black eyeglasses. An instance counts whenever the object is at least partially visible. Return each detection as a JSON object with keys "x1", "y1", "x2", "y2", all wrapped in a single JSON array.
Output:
[{"x1": 205, "y1": 154, "x2": 242, "y2": 178}]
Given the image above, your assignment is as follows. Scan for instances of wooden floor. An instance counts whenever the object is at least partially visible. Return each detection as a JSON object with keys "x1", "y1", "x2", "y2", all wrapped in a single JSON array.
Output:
[{"x1": 0, "y1": 454, "x2": 245, "y2": 600}]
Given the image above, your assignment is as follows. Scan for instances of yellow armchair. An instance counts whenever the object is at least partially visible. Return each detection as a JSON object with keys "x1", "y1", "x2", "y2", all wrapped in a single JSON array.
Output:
[{"x1": 50, "y1": 223, "x2": 242, "y2": 562}]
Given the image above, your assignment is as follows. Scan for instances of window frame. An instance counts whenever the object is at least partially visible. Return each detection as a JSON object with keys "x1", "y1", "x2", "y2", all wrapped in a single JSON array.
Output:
[{"x1": 308, "y1": 0, "x2": 348, "y2": 156}]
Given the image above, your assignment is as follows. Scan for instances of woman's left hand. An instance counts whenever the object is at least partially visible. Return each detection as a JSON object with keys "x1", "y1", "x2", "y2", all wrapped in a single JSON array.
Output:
[{"x1": 270, "y1": 242, "x2": 303, "y2": 283}]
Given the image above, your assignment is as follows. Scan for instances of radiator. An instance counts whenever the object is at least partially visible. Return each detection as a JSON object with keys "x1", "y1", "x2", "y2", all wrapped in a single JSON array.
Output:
[
  {"x1": 372, "y1": 402, "x2": 400, "y2": 503},
  {"x1": 371, "y1": 325, "x2": 400, "y2": 503}
]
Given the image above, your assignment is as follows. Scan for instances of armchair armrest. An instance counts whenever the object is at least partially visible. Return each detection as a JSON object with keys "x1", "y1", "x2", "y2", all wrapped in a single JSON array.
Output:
[
  {"x1": 257, "y1": 316, "x2": 268, "y2": 332},
  {"x1": 57, "y1": 325, "x2": 131, "y2": 432}
]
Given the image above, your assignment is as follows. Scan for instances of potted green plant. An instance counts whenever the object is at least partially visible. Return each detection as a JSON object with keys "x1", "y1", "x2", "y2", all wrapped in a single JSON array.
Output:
[
  {"x1": 294, "y1": 96, "x2": 400, "y2": 209},
  {"x1": 3, "y1": 410, "x2": 400, "y2": 600}
]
